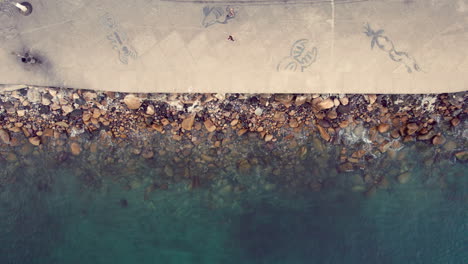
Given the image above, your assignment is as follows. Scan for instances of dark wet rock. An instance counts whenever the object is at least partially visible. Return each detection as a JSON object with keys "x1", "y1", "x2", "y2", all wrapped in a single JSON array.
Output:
[
  {"x1": 38, "y1": 105, "x2": 50, "y2": 114},
  {"x1": 68, "y1": 109, "x2": 83, "y2": 120},
  {"x1": 119, "y1": 199, "x2": 128, "y2": 208}
]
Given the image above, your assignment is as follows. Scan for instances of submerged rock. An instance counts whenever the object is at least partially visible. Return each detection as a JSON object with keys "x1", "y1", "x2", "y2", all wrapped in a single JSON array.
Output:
[{"x1": 0, "y1": 129, "x2": 11, "y2": 144}]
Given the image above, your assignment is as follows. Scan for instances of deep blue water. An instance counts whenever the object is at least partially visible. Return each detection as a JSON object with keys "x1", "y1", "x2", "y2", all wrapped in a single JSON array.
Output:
[{"x1": 0, "y1": 139, "x2": 466, "y2": 264}]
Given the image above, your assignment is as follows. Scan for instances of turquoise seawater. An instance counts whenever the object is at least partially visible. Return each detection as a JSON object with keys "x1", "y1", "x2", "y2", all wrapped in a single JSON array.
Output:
[{"x1": 0, "y1": 138, "x2": 467, "y2": 264}]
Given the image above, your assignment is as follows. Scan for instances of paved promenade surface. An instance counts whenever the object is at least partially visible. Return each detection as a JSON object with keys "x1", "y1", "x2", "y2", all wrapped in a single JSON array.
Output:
[{"x1": 0, "y1": 0, "x2": 467, "y2": 94}]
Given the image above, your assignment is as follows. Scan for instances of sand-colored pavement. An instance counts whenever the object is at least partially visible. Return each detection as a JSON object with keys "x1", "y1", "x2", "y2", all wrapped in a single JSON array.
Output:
[{"x1": 0, "y1": 0, "x2": 467, "y2": 94}]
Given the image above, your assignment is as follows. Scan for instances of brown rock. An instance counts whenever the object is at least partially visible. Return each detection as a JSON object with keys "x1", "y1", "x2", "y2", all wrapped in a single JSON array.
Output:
[
  {"x1": 70, "y1": 142, "x2": 81, "y2": 155},
  {"x1": 273, "y1": 112, "x2": 286, "y2": 122},
  {"x1": 316, "y1": 125, "x2": 330, "y2": 141},
  {"x1": 151, "y1": 124, "x2": 164, "y2": 133},
  {"x1": 28, "y1": 136, "x2": 41, "y2": 146},
  {"x1": 62, "y1": 105, "x2": 74, "y2": 114},
  {"x1": 201, "y1": 154, "x2": 215, "y2": 162},
  {"x1": 289, "y1": 118, "x2": 299, "y2": 128},
  {"x1": 432, "y1": 135, "x2": 446, "y2": 145},
  {"x1": 0, "y1": 129, "x2": 11, "y2": 144},
  {"x1": 142, "y1": 150, "x2": 154, "y2": 159},
  {"x1": 379, "y1": 140, "x2": 392, "y2": 153},
  {"x1": 146, "y1": 105, "x2": 155, "y2": 115},
  {"x1": 339, "y1": 97, "x2": 349, "y2": 106},
  {"x1": 237, "y1": 159, "x2": 251, "y2": 173},
  {"x1": 164, "y1": 165, "x2": 174, "y2": 177},
  {"x1": 298, "y1": 146, "x2": 308, "y2": 160},
  {"x1": 295, "y1": 96, "x2": 308, "y2": 106},
  {"x1": 181, "y1": 114, "x2": 195, "y2": 131},
  {"x1": 237, "y1": 128, "x2": 247, "y2": 136},
  {"x1": 450, "y1": 117, "x2": 460, "y2": 127},
  {"x1": 338, "y1": 162, "x2": 354, "y2": 172},
  {"x1": 6, "y1": 152, "x2": 17, "y2": 162},
  {"x1": 406, "y1": 123, "x2": 419, "y2": 135},
  {"x1": 264, "y1": 134, "x2": 274, "y2": 142},
  {"x1": 377, "y1": 123, "x2": 390, "y2": 133},
  {"x1": 317, "y1": 98, "x2": 334, "y2": 110},
  {"x1": 443, "y1": 141, "x2": 457, "y2": 151},
  {"x1": 327, "y1": 109, "x2": 338, "y2": 119},
  {"x1": 390, "y1": 130, "x2": 400, "y2": 139},
  {"x1": 367, "y1": 94, "x2": 377, "y2": 105},
  {"x1": 204, "y1": 119, "x2": 216, "y2": 132},
  {"x1": 454, "y1": 151, "x2": 468, "y2": 161},
  {"x1": 274, "y1": 94, "x2": 294, "y2": 105},
  {"x1": 397, "y1": 172, "x2": 411, "y2": 184},
  {"x1": 123, "y1": 94, "x2": 142, "y2": 110},
  {"x1": 92, "y1": 109, "x2": 101, "y2": 119}
]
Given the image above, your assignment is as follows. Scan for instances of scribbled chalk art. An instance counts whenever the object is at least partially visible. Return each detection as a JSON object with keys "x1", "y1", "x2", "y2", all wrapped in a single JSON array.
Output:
[
  {"x1": 202, "y1": 6, "x2": 237, "y2": 28},
  {"x1": 99, "y1": 13, "x2": 138, "y2": 65},
  {"x1": 364, "y1": 23, "x2": 421, "y2": 73},
  {"x1": 277, "y1": 39, "x2": 318, "y2": 72}
]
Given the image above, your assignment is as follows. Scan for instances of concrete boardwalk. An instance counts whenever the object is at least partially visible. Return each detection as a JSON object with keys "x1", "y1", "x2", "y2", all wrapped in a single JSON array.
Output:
[{"x1": 0, "y1": 0, "x2": 467, "y2": 94}]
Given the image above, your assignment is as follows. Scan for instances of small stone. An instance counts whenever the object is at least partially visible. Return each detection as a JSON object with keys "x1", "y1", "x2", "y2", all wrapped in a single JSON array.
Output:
[
  {"x1": 70, "y1": 142, "x2": 81, "y2": 155},
  {"x1": 62, "y1": 105, "x2": 74, "y2": 114},
  {"x1": 264, "y1": 134, "x2": 273, "y2": 142},
  {"x1": 254, "y1": 108, "x2": 263, "y2": 116},
  {"x1": 83, "y1": 91, "x2": 97, "y2": 102},
  {"x1": 27, "y1": 88, "x2": 41, "y2": 103},
  {"x1": 164, "y1": 165, "x2": 174, "y2": 177},
  {"x1": 237, "y1": 159, "x2": 251, "y2": 173},
  {"x1": 338, "y1": 162, "x2": 354, "y2": 172},
  {"x1": 443, "y1": 141, "x2": 457, "y2": 151},
  {"x1": 152, "y1": 124, "x2": 164, "y2": 132},
  {"x1": 397, "y1": 172, "x2": 411, "y2": 184},
  {"x1": 142, "y1": 150, "x2": 154, "y2": 159},
  {"x1": 181, "y1": 114, "x2": 195, "y2": 131},
  {"x1": 237, "y1": 128, "x2": 247, "y2": 136},
  {"x1": 0, "y1": 129, "x2": 11, "y2": 144},
  {"x1": 295, "y1": 96, "x2": 308, "y2": 106},
  {"x1": 55, "y1": 121, "x2": 69, "y2": 128},
  {"x1": 450, "y1": 117, "x2": 460, "y2": 127},
  {"x1": 377, "y1": 123, "x2": 390, "y2": 133},
  {"x1": 17, "y1": 109, "x2": 26, "y2": 117},
  {"x1": 83, "y1": 112, "x2": 91, "y2": 122},
  {"x1": 274, "y1": 94, "x2": 294, "y2": 105},
  {"x1": 41, "y1": 97, "x2": 51, "y2": 106},
  {"x1": 204, "y1": 119, "x2": 217, "y2": 132},
  {"x1": 230, "y1": 119, "x2": 238, "y2": 126},
  {"x1": 146, "y1": 105, "x2": 155, "y2": 115},
  {"x1": 316, "y1": 125, "x2": 330, "y2": 141},
  {"x1": 367, "y1": 94, "x2": 377, "y2": 105},
  {"x1": 201, "y1": 154, "x2": 215, "y2": 162},
  {"x1": 298, "y1": 146, "x2": 307, "y2": 160},
  {"x1": 28, "y1": 136, "x2": 41, "y2": 146},
  {"x1": 432, "y1": 135, "x2": 445, "y2": 145},
  {"x1": 123, "y1": 94, "x2": 142, "y2": 110},
  {"x1": 339, "y1": 97, "x2": 349, "y2": 106},
  {"x1": 289, "y1": 118, "x2": 299, "y2": 128},
  {"x1": 333, "y1": 98, "x2": 340, "y2": 107},
  {"x1": 327, "y1": 109, "x2": 338, "y2": 119},
  {"x1": 317, "y1": 98, "x2": 334, "y2": 110},
  {"x1": 454, "y1": 151, "x2": 468, "y2": 161},
  {"x1": 6, "y1": 152, "x2": 17, "y2": 162},
  {"x1": 92, "y1": 109, "x2": 101, "y2": 119},
  {"x1": 378, "y1": 140, "x2": 392, "y2": 153},
  {"x1": 390, "y1": 130, "x2": 400, "y2": 139}
]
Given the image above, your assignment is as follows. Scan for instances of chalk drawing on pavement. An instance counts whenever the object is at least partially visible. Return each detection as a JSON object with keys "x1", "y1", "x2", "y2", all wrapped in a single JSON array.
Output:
[
  {"x1": 277, "y1": 39, "x2": 318, "y2": 72},
  {"x1": 99, "y1": 13, "x2": 138, "y2": 65},
  {"x1": 364, "y1": 23, "x2": 421, "y2": 73}
]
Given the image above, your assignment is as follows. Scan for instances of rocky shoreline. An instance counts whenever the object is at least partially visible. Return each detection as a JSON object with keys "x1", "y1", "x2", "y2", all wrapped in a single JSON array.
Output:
[{"x1": 0, "y1": 86, "x2": 466, "y2": 199}]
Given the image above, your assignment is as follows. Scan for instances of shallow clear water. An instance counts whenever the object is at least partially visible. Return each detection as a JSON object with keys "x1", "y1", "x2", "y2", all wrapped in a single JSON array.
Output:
[{"x1": 0, "y1": 138, "x2": 466, "y2": 264}]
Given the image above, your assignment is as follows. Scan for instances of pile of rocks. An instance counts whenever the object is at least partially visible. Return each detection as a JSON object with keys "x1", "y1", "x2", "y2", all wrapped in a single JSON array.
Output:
[{"x1": 0, "y1": 86, "x2": 466, "y2": 197}]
